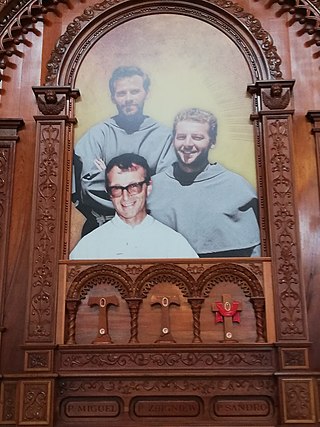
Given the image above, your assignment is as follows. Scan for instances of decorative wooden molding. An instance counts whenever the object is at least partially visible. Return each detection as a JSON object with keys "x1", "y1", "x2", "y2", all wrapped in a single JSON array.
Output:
[
  {"x1": 248, "y1": 80, "x2": 309, "y2": 342},
  {"x1": 56, "y1": 374, "x2": 277, "y2": 423},
  {"x1": 58, "y1": 344, "x2": 275, "y2": 371},
  {"x1": 45, "y1": 0, "x2": 283, "y2": 85}
]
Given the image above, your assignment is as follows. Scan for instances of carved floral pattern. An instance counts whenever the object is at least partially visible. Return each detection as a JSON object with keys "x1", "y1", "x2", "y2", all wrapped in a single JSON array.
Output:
[
  {"x1": 59, "y1": 349, "x2": 273, "y2": 370},
  {"x1": 283, "y1": 380, "x2": 314, "y2": 422},
  {"x1": 26, "y1": 351, "x2": 50, "y2": 370},
  {"x1": 28, "y1": 124, "x2": 61, "y2": 340},
  {"x1": 267, "y1": 118, "x2": 304, "y2": 338},
  {"x1": 21, "y1": 382, "x2": 50, "y2": 423},
  {"x1": 58, "y1": 377, "x2": 276, "y2": 395},
  {"x1": 282, "y1": 349, "x2": 307, "y2": 368}
]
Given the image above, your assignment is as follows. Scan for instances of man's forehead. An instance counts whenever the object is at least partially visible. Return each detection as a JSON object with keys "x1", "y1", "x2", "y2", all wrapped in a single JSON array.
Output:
[
  {"x1": 176, "y1": 120, "x2": 210, "y2": 132},
  {"x1": 108, "y1": 165, "x2": 145, "y2": 183},
  {"x1": 114, "y1": 75, "x2": 144, "y2": 87}
]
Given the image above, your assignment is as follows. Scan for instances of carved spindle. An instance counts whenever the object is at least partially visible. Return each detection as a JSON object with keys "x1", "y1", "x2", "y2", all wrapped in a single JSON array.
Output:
[
  {"x1": 65, "y1": 300, "x2": 80, "y2": 344},
  {"x1": 188, "y1": 298, "x2": 204, "y2": 343},
  {"x1": 251, "y1": 297, "x2": 266, "y2": 342},
  {"x1": 126, "y1": 298, "x2": 142, "y2": 343}
]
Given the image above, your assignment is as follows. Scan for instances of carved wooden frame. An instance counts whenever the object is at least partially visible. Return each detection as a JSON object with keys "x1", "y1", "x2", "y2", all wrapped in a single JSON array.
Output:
[
  {"x1": 16, "y1": 0, "x2": 316, "y2": 425},
  {"x1": 28, "y1": 0, "x2": 309, "y2": 345}
]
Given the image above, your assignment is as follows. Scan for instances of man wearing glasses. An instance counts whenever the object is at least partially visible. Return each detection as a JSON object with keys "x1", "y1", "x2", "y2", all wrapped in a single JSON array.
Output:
[{"x1": 70, "y1": 153, "x2": 198, "y2": 259}]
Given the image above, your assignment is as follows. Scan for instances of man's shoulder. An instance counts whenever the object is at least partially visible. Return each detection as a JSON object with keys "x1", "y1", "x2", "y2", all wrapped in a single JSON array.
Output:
[
  {"x1": 150, "y1": 216, "x2": 180, "y2": 235},
  {"x1": 76, "y1": 118, "x2": 118, "y2": 142},
  {"x1": 143, "y1": 116, "x2": 171, "y2": 133},
  {"x1": 151, "y1": 166, "x2": 174, "y2": 181}
]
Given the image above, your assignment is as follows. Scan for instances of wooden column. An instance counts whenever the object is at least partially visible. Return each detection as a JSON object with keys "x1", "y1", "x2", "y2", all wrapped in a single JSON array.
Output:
[
  {"x1": 14, "y1": 88, "x2": 79, "y2": 426},
  {"x1": 248, "y1": 81, "x2": 319, "y2": 424}
]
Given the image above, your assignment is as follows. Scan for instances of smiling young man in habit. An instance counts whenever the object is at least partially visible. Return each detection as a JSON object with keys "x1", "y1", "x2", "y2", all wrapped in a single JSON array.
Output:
[{"x1": 148, "y1": 107, "x2": 261, "y2": 258}]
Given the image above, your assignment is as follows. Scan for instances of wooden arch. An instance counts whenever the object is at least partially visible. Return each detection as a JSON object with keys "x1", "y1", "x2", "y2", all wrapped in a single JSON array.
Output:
[{"x1": 44, "y1": 0, "x2": 283, "y2": 85}]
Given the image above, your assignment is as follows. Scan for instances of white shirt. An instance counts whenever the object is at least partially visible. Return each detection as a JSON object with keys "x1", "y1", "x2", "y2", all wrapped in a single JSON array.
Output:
[{"x1": 70, "y1": 214, "x2": 198, "y2": 260}]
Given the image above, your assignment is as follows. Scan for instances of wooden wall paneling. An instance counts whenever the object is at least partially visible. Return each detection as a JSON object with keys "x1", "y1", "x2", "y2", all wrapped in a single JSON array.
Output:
[
  {"x1": 0, "y1": 120, "x2": 24, "y2": 426},
  {"x1": 0, "y1": 0, "x2": 316, "y2": 425},
  {"x1": 0, "y1": 119, "x2": 24, "y2": 359}
]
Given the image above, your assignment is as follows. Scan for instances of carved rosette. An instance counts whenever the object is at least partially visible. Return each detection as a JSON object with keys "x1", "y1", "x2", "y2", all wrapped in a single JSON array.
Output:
[
  {"x1": 24, "y1": 349, "x2": 53, "y2": 371},
  {"x1": 248, "y1": 81, "x2": 308, "y2": 342},
  {"x1": 26, "y1": 87, "x2": 79, "y2": 343}
]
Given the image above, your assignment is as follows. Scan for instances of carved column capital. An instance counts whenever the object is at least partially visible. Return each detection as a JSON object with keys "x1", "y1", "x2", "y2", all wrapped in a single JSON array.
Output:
[
  {"x1": 306, "y1": 110, "x2": 320, "y2": 129},
  {"x1": 32, "y1": 86, "x2": 80, "y2": 118},
  {"x1": 248, "y1": 80, "x2": 295, "y2": 113},
  {"x1": 0, "y1": 119, "x2": 24, "y2": 139}
]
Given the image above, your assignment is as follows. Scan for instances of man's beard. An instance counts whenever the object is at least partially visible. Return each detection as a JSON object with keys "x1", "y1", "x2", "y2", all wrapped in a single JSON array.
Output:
[{"x1": 115, "y1": 108, "x2": 145, "y2": 134}]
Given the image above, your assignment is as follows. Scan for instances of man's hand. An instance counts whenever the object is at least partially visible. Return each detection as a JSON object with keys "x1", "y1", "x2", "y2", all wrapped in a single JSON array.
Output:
[{"x1": 94, "y1": 158, "x2": 107, "y2": 171}]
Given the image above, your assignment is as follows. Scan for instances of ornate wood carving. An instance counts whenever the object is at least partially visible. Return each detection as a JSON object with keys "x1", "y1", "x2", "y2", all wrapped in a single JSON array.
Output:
[
  {"x1": 248, "y1": 80, "x2": 308, "y2": 342},
  {"x1": 64, "y1": 261, "x2": 266, "y2": 345},
  {"x1": 8, "y1": 2, "x2": 316, "y2": 425},
  {"x1": 46, "y1": 0, "x2": 283, "y2": 85},
  {"x1": 58, "y1": 346, "x2": 275, "y2": 371},
  {"x1": 56, "y1": 376, "x2": 277, "y2": 424},
  {"x1": 24, "y1": 349, "x2": 53, "y2": 371},
  {"x1": 280, "y1": 378, "x2": 316, "y2": 423},
  {"x1": 19, "y1": 380, "x2": 52, "y2": 425},
  {"x1": 25, "y1": 87, "x2": 79, "y2": 343},
  {"x1": 280, "y1": 347, "x2": 309, "y2": 369}
]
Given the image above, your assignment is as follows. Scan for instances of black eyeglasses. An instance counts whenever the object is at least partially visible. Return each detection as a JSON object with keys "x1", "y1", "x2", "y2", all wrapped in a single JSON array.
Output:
[{"x1": 107, "y1": 180, "x2": 148, "y2": 197}]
